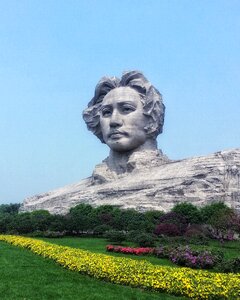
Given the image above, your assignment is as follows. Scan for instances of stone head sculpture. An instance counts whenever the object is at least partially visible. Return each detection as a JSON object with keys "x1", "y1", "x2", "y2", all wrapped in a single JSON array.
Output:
[{"x1": 83, "y1": 71, "x2": 165, "y2": 153}]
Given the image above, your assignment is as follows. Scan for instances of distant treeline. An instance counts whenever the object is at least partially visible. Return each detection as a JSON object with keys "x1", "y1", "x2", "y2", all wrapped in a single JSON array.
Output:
[{"x1": 0, "y1": 202, "x2": 239, "y2": 242}]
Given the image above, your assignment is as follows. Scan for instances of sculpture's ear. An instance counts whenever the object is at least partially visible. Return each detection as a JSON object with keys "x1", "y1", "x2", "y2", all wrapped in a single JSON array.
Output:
[
  {"x1": 143, "y1": 86, "x2": 159, "y2": 137},
  {"x1": 144, "y1": 120, "x2": 157, "y2": 138},
  {"x1": 143, "y1": 86, "x2": 155, "y2": 113},
  {"x1": 143, "y1": 85, "x2": 164, "y2": 137}
]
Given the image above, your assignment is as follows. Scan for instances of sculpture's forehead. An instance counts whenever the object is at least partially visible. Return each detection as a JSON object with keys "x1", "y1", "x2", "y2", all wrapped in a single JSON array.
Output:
[{"x1": 102, "y1": 87, "x2": 141, "y2": 105}]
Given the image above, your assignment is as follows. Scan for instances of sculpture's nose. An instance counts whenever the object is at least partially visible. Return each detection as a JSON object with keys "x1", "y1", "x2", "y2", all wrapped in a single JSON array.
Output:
[{"x1": 109, "y1": 110, "x2": 123, "y2": 128}]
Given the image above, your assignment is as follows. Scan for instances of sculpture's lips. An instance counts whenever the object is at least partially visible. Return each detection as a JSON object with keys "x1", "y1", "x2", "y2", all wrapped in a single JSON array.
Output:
[{"x1": 108, "y1": 131, "x2": 127, "y2": 139}]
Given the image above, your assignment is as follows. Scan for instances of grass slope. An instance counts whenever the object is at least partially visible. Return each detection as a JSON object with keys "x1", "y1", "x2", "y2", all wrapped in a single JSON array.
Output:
[
  {"x1": 0, "y1": 241, "x2": 186, "y2": 300},
  {"x1": 40, "y1": 237, "x2": 176, "y2": 267}
]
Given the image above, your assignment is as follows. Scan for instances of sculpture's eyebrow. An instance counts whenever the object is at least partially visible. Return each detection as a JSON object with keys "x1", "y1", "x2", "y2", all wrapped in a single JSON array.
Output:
[
  {"x1": 118, "y1": 100, "x2": 137, "y2": 105},
  {"x1": 101, "y1": 100, "x2": 137, "y2": 108},
  {"x1": 100, "y1": 104, "x2": 112, "y2": 110}
]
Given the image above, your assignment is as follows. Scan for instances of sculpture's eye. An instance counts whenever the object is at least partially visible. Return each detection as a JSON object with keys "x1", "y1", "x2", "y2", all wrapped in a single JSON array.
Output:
[
  {"x1": 121, "y1": 104, "x2": 135, "y2": 114},
  {"x1": 101, "y1": 108, "x2": 112, "y2": 117}
]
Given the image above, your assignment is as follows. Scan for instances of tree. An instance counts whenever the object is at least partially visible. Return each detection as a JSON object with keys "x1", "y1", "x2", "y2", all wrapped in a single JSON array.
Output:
[
  {"x1": 49, "y1": 214, "x2": 68, "y2": 232},
  {"x1": 116, "y1": 209, "x2": 146, "y2": 232},
  {"x1": 200, "y1": 202, "x2": 229, "y2": 223},
  {"x1": 68, "y1": 204, "x2": 94, "y2": 233},
  {"x1": 13, "y1": 213, "x2": 34, "y2": 234},
  {"x1": 155, "y1": 212, "x2": 188, "y2": 236},
  {"x1": 208, "y1": 207, "x2": 239, "y2": 240},
  {"x1": 30, "y1": 210, "x2": 52, "y2": 232},
  {"x1": 172, "y1": 202, "x2": 202, "y2": 224},
  {"x1": 0, "y1": 213, "x2": 15, "y2": 233},
  {"x1": 92, "y1": 205, "x2": 118, "y2": 228},
  {"x1": 155, "y1": 223, "x2": 181, "y2": 237},
  {"x1": 143, "y1": 210, "x2": 165, "y2": 232},
  {"x1": 0, "y1": 203, "x2": 20, "y2": 214}
]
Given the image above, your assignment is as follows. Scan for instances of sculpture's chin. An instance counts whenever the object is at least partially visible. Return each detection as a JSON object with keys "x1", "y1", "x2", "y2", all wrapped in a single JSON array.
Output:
[
  {"x1": 106, "y1": 140, "x2": 146, "y2": 153},
  {"x1": 107, "y1": 143, "x2": 139, "y2": 153},
  {"x1": 107, "y1": 134, "x2": 160, "y2": 153}
]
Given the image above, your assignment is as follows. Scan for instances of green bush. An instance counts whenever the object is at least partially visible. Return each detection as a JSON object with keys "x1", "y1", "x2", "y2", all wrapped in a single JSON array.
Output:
[
  {"x1": 126, "y1": 230, "x2": 139, "y2": 242},
  {"x1": 217, "y1": 257, "x2": 240, "y2": 273},
  {"x1": 104, "y1": 230, "x2": 126, "y2": 244},
  {"x1": 127, "y1": 231, "x2": 155, "y2": 247},
  {"x1": 93, "y1": 224, "x2": 112, "y2": 235},
  {"x1": 134, "y1": 232, "x2": 155, "y2": 247}
]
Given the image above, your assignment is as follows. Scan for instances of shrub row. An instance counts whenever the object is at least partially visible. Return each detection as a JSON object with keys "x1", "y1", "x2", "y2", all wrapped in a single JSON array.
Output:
[
  {"x1": 107, "y1": 244, "x2": 223, "y2": 270},
  {"x1": 107, "y1": 243, "x2": 240, "y2": 273},
  {"x1": 106, "y1": 245, "x2": 154, "y2": 255},
  {"x1": 1, "y1": 202, "x2": 239, "y2": 243}
]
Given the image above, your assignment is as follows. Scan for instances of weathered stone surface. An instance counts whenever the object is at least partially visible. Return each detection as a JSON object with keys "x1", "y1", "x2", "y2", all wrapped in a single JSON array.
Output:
[{"x1": 20, "y1": 148, "x2": 240, "y2": 214}]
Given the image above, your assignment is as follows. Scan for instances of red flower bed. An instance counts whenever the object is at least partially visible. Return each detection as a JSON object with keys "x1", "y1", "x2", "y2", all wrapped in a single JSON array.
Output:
[{"x1": 106, "y1": 245, "x2": 154, "y2": 255}]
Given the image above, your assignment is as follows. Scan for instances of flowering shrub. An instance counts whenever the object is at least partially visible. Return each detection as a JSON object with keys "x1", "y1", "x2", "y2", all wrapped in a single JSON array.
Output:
[
  {"x1": 169, "y1": 246, "x2": 223, "y2": 269},
  {"x1": 0, "y1": 235, "x2": 240, "y2": 299},
  {"x1": 154, "y1": 245, "x2": 223, "y2": 269},
  {"x1": 154, "y1": 245, "x2": 174, "y2": 259},
  {"x1": 106, "y1": 245, "x2": 154, "y2": 255},
  {"x1": 184, "y1": 224, "x2": 207, "y2": 238}
]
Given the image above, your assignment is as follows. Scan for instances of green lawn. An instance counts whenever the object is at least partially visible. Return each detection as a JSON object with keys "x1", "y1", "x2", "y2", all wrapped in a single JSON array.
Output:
[
  {"x1": 0, "y1": 241, "x2": 187, "y2": 300},
  {"x1": 40, "y1": 236, "x2": 176, "y2": 267},
  {"x1": 191, "y1": 240, "x2": 240, "y2": 259}
]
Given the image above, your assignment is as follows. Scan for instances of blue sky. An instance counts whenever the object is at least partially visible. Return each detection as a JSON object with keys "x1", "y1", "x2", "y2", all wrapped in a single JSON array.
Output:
[{"x1": 0, "y1": 0, "x2": 239, "y2": 204}]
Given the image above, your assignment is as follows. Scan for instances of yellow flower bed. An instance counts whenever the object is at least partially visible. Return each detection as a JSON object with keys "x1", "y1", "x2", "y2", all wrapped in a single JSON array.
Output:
[{"x1": 0, "y1": 235, "x2": 239, "y2": 299}]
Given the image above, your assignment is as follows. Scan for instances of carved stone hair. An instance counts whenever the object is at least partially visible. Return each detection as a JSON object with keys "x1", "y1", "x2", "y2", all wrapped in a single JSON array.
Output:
[{"x1": 82, "y1": 70, "x2": 165, "y2": 143}]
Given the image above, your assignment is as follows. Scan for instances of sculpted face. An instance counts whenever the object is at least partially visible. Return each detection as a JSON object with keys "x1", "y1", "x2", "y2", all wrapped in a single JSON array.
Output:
[{"x1": 99, "y1": 87, "x2": 149, "y2": 152}]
